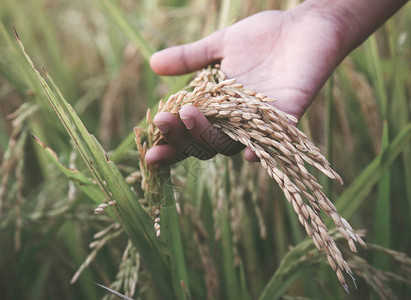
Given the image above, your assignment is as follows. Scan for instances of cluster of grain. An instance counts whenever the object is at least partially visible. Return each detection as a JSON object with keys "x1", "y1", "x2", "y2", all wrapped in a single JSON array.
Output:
[{"x1": 136, "y1": 65, "x2": 366, "y2": 292}]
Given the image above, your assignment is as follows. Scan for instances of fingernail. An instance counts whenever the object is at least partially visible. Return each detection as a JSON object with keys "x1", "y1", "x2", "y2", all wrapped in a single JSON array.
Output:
[
  {"x1": 155, "y1": 122, "x2": 169, "y2": 133},
  {"x1": 180, "y1": 116, "x2": 195, "y2": 129}
]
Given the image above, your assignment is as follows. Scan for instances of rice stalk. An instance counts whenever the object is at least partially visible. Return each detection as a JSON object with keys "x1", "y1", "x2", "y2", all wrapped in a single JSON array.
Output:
[
  {"x1": 0, "y1": 107, "x2": 27, "y2": 217},
  {"x1": 331, "y1": 75, "x2": 354, "y2": 154},
  {"x1": 260, "y1": 228, "x2": 411, "y2": 300},
  {"x1": 228, "y1": 159, "x2": 242, "y2": 266},
  {"x1": 218, "y1": 159, "x2": 242, "y2": 300},
  {"x1": 259, "y1": 229, "x2": 363, "y2": 300},
  {"x1": 390, "y1": 30, "x2": 411, "y2": 220},
  {"x1": 342, "y1": 59, "x2": 381, "y2": 153},
  {"x1": 145, "y1": 65, "x2": 366, "y2": 292},
  {"x1": 97, "y1": 0, "x2": 189, "y2": 90},
  {"x1": 334, "y1": 122, "x2": 411, "y2": 220},
  {"x1": 184, "y1": 203, "x2": 218, "y2": 300},
  {"x1": 14, "y1": 128, "x2": 27, "y2": 252},
  {"x1": 71, "y1": 223, "x2": 123, "y2": 284},
  {"x1": 102, "y1": 240, "x2": 141, "y2": 300},
  {"x1": 15, "y1": 31, "x2": 177, "y2": 297},
  {"x1": 366, "y1": 34, "x2": 392, "y2": 271},
  {"x1": 245, "y1": 169, "x2": 266, "y2": 239},
  {"x1": 135, "y1": 115, "x2": 191, "y2": 299},
  {"x1": 348, "y1": 245, "x2": 411, "y2": 300}
]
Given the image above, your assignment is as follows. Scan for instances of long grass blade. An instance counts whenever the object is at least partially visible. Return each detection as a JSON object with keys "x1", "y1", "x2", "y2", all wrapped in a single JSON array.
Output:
[
  {"x1": 365, "y1": 35, "x2": 392, "y2": 270},
  {"x1": 374, "y1": 121, "x2": 391, "y2": 269},
  {"x1": 15, "y1": 32, "x2": 175, "y2": 298},
  {"x1": 156, "y1": 166, "x2": 191, "y2": 300},
  {"x1": 31, "y1": 134, "x2": 106, "y2": 206},
  {"x1": 97, "y1": 0, "x2": 154, "y2": 62},
  {"x1": 258, "y1": 236, "x2": 324, "y2": 300},
  {"x1": 389, "y1": 26, "x2": 411, "y2": 223},
  {"x1": 221, "y1": 161, "x2": 241, "y2": 300},
  {"x1": 97, "y1": 0, "x2": 185, "y2": 89},
  {"x1": 333, "y1": 123, "x2": 411, "y2": 220}
]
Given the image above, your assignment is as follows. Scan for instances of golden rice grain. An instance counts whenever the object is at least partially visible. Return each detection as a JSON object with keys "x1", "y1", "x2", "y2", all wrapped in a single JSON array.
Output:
[{"x1": 136, "y1": 65, "x2": 365, "y2": 292}]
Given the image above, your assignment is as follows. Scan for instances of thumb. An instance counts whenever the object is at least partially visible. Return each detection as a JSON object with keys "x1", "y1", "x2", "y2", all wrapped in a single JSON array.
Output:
[{"x1": 150, "y1": 29, "x2": 225, "y2": 75}]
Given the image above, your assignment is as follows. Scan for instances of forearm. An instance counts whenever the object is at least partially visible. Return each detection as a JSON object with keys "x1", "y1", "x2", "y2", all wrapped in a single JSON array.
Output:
[{"x1": 300, "y1": 0, "x2": 409, "y2": 57}]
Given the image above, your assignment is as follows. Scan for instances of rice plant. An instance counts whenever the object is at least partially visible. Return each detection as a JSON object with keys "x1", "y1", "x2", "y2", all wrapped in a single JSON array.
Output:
[{"x1": 0, "y1": 0, "x2": 410, "y2": 299}]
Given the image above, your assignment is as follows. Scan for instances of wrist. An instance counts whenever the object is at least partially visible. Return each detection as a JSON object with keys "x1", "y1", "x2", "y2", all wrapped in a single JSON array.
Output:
[{"x1": 299, "y1": 0, "x2": 409, "y2": 56}]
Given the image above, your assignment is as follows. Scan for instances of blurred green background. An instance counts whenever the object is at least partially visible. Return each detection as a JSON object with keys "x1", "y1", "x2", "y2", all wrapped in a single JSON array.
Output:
[{"x1": 0, "y1": 0, "x2": 410, "y2": 299}]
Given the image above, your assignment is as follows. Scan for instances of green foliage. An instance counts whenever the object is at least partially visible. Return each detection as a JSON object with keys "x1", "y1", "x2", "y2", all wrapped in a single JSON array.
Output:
[{"x1": 0, "y1": 0, "x2": 410, "y2": 299}]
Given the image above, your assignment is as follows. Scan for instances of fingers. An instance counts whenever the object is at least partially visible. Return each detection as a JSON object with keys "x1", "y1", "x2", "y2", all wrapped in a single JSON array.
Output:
[
  {"x1": 146, "y1": 111, "x2": 218, "y2": 164},
  {"x1": 145, "y1": 112, "x2": 190, "y2": 164},
  {"x1": 145, "y1": 144, "x2": 178, "y2": 164},
  {"x1": 146, "y1": 107, "x2": 250, "y2": 164},
  {"x1": 153, "y1": 112, "x2": 191, "y2": 149},
  {"x1": 150, "y1": 30, "x2": 225, "y2": 75},
  {"x1": 179, "y1": 105, "x2": 244, "y2": 156},
  {"x1": 244, "y1": 147, "x2": 260, "y2": 162}
]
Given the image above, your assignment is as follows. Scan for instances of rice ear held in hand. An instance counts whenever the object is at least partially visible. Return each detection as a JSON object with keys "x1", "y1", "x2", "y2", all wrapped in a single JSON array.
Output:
[{"x1": 135, "y1": 65, "x2": 366, "y2": 293}]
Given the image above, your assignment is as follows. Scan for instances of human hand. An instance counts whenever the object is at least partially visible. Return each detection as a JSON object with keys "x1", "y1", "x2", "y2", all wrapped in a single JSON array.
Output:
[{"x1": 145, "y1": 4, "x2": 355, "y2": 164}]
